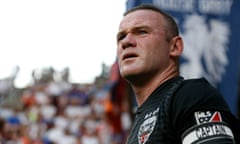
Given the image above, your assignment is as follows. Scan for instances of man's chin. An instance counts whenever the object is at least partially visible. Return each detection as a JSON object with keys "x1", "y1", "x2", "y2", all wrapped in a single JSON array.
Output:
[{"x1": 122, "y1": 73, "x2": 142, "y2": 82}]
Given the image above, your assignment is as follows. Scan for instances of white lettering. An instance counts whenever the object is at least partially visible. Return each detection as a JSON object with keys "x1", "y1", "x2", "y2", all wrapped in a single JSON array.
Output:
[
  {"x1": 144, "y1": 108, "x2": 159, "y2": 119},
  {"x1": 182, "y1": 124, "x2": 234, "y2": 144},
  {"x1": 199, "y1": 0, "x2": 233, "y2": 15},
  {"x1": 212, "y1": 124, "x2": 227, "y2": 135},
  {"x1": 196, "y1": 124, "x2": 227, "y2": 138},
  {"x1": 196, "y1": 126, "x2": 212, "y2": 138},
  {"x1": 153, "y1": 0, "x2": 195, "y2": 12}
]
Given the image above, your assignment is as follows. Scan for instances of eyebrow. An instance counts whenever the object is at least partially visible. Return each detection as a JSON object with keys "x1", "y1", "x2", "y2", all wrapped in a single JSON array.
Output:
[
  {"x1": 117, "y1": 26, "x2": 150, "y2": 39},
  {"x1": 116, "y1": 31, "x2": 125, "y2": 41}
]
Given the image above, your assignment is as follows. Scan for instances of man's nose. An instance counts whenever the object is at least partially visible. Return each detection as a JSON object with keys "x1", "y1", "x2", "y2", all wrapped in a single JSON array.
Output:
[{"x1": 121, "y1": 33, "x2": 136, "y2": 49}]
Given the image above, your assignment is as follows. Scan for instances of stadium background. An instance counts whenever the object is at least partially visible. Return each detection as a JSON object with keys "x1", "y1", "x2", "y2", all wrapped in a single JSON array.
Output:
[{"x1": 0, "y1": 0, "x2": 239, "y2": 143}]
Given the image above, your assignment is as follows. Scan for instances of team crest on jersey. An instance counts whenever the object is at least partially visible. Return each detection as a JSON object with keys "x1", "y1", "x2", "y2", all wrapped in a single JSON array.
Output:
[
  {"x1": 138, "y1": 115, "x2": 157, "y2": 144},
  {"x1": 194, "y1": 111, "x2": 222, "y2": 124}
]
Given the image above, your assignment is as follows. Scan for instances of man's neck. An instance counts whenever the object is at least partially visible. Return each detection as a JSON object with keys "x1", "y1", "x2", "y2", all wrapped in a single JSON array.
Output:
[{"x1": 131, "y1": 67, "x2": 179, "y2": 106}]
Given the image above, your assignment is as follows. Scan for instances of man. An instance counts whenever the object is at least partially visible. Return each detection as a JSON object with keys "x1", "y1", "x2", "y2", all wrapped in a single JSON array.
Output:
[{"x1": 116, "y1": 4, "x2": 240, "y2": 144}]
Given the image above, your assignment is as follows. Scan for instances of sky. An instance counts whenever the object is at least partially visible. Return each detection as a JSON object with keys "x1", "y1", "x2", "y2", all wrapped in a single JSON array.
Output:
[{"x1": 0, "y1": 0, "x2": 126, "y2": 88}]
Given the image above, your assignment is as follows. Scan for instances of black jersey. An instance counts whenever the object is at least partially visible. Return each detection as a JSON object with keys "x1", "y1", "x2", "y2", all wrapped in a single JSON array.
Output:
[{"x1": 127, "y1": 77, "x2": 239, "y2": 144}]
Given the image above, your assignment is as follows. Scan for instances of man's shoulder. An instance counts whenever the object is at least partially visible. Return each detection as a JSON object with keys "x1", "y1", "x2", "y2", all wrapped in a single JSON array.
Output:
[
  {"x1": 180, "y1": 77, "x2": 216, "y2": 94},
  {"x1": 172, "y1": 77, "x2": 229, "y2": 111},
  {"x1": 182, "y1": 77, "x2": 210, "y2": 86}
]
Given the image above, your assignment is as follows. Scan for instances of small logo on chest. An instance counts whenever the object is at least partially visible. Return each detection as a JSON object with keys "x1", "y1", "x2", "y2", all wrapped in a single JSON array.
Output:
[{"x1": 138, "y1": 108, "x2": 159, "y2": 144}]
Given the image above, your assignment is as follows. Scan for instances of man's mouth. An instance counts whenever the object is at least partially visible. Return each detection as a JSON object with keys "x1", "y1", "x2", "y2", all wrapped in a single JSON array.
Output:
[{"x1": 122, "y1": 53, "x2": 138, "y2": 60}]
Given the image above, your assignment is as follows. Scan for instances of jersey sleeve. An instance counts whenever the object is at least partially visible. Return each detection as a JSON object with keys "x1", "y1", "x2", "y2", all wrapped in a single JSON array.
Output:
[{"x1": 170, "y1": 78, "x2": 238, "y2": 144}]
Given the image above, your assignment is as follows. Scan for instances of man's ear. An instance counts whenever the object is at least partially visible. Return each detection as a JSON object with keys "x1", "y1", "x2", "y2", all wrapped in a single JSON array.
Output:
[{"x1": 169, "y1": 36, "x2": 184, "y2": 57}]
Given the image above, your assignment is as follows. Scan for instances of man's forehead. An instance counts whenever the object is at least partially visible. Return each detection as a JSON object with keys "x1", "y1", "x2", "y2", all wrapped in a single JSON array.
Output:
[{"x1": 119, "y1": 10, "x2": 164, "y2": 30}]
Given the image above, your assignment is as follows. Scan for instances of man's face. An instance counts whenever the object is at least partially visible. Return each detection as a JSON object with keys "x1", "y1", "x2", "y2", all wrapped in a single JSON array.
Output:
[{"x1": 116, "y1": 10, "x2": 172, "y2": 81}]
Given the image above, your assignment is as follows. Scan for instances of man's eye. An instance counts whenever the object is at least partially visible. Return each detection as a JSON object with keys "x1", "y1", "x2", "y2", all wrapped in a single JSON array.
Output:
[
  {"x1": 117, "y1": 34, "x2": 126, "y2": 41},
  {"x1": 137, "y1": 30, "x2": 148, "y2": 35}
]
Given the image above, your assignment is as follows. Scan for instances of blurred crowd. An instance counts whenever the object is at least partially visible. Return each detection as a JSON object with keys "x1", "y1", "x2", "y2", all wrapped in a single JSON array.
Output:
[{"x1": 0, "y1": 65, "x2": 133, "y2": 144}]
